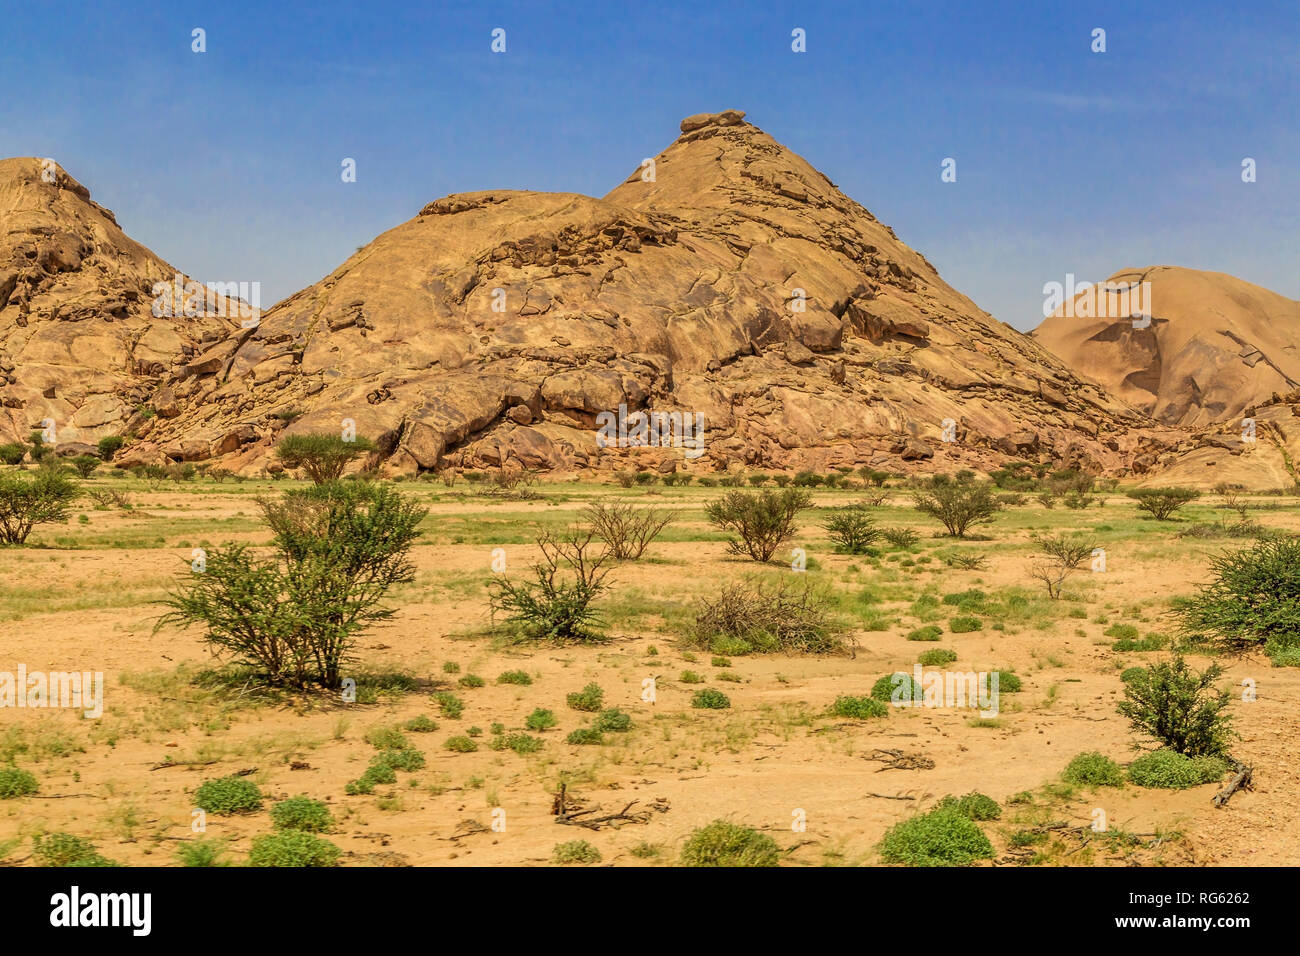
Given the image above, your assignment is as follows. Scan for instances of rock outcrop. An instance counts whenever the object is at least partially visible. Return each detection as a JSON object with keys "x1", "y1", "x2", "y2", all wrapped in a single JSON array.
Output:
[
  {"x1": 0, "y1": 158, "x2": 238, "y2": 452},
  {"x1": 133, "y1": 111, "x2": 1147, "y2": 476}
]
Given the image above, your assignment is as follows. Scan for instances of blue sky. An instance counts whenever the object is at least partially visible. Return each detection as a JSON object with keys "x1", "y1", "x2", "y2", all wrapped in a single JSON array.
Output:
[{"x1": 2, "y1": 0, "x2": 1295, "y2": 329}]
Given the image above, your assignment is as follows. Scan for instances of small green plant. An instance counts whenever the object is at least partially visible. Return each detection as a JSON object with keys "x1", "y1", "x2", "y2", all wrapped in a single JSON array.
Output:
[
  {"x1": 33, "y1": 833, "x2": 117, "y2": 867},
  {"x1": 704, "y1": 488, "x2": 813, "y2": 561},
  {"x1": 594, "y1": 709, "x2": 633, "y2": 732},
  {"x1": 491, "y1": 732, "x2": 544, "y2": 754},
  {"x1": 566, "y1": 727, "x2": 604, "y2": 745},
  {"x1": 871, "y1": 672, "x2": 922, "y2": 704},
  {"x1": 829, "y1": 695, "x2": 889, "y2": 719},
  {"x1": 906, "y1": 625, "x2": 943, "y2": 642},
  {"x1": 276, "y1": 432, "x2": 376, "y2": 484},
  {"x1": 270, "y1": 796, "x2": 334, "y2": 833},
  {"x1": 935, "y1": 792, "x2": 1001, "y2": 821},
  {"x1": 566, "y1": 683, "x2": 605, "y2": 712},
  {"x1": 525, "y1": 708, "x2": 557, "y2": 731},
  {"x1": 679, "y1": 670, "x2": 704, "y2": 684},
  {"x1": 1129, "y1": 487, "x2": 1200, "y2": 521},
  {"x1": 175, "y1": 838, "x2": 230, "y2": 867},
  {"x1": 403, "y1": 715, "x2": 438, "y2": 733},
  {"x1": 1127, "y1": 750, "x2": 1228, "y2": 789},
  {"x1": 1116, "y1": 655, "x2": 1233, "y2": 757},
  {"x1": 96, "y1": 435, "x2": 125, "y2": 460},
  {"x1": 1174, "y1": 538, "x2": 1300, "y2": 653},
  {"x1": 433, "y1": 692, "x2": 464, "y2": 719},
  {"x1": 0, "y1": 767, "x2": 38, "y2": 799},
  {"x1": 679, "y1": 820, "x2": 780, "y2": 867},
  {"x1": 918, "y1": 648, "x2": 957, "y2": 666},
  {"x1": 553, "y1": 840, "x2": 602, "y2": 864},
  {"x1": 458, "y1": 674, "x2": 485, "y2": 689},
  {"x1": 444, "y1": 736, "x2": 477, "y2": 753},
  {"x1": 194, "y1": 776, "x2": 262, "y2": 815},
  {"x1": 1062, "y1": 752, "x2": 1125, "y2": 788},
  {"x1": 496, "y1": 670, "x2": 533, "y2": 685},
  {"x1": 948, "y1": 615, "x2": 982, "y2": 633},
  {"x1": 877, "y1": 807, "x2": 994, "y2": 866},
  {"x1": 691, "y1": 689, "x2": 731, "y2": 710},
  {"x1": 248, "y1": 830, "x2": 341, "y2": 867}
]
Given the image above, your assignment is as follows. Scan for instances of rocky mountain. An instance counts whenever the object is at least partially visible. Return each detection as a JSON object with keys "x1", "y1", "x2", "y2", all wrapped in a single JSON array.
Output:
[
  {"x1": 126, "y1": 110, "x2": 1153, "y2": 477},
  {"x1": 1033, "y1": 266, "x2": 1300, "y2": 428},
  {"x1": 0, "y1": 158, "x2": 238, "y2": 455}
]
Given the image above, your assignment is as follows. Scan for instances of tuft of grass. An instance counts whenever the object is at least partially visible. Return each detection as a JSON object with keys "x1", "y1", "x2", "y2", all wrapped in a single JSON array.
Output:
[
  {"x1": 690, "y1": 689, "x2": 731, "y2": 710},
  {"x1": 877, "y1": 808, "x2": 994, "y2": 866},
  {"x1": 248, "y1": 830, "x2": 341, "y2": 867},
  {"x1": 194, "y1": 776, "x2": 262, "y2": 815},
  {"x1": 525, "y1": 708, "x2": 557, "y2": 731},
  {"x1": 1127, "y1": 750, "x2": 1228, "y2": 789},
  {"x1": 566, "y1": 683, "x2": 605, "y2": 712},
  {"x1": 679, "y1": 820, "x2": 780, "y2": 867},
  {"x1": 1062, "y1": 752, "x2": 1125, "y2": 788},
  {"x1": 553, "y1": 840, "x2": 602, "y2": 864},
  {"x1": 496, "y1": 670, "x2": 533, "y2": 685},
  {"x1": 828, "y1": 695, "x2": 889, "y2": 719},
  {"x1": 906, "y1": 625, "x2": 943, "y2": 642},
  {"x1": 270, "y1": 796, "x2": 334, "y2": 833},
  {"x1": 444, "y1": 736, "x2": 478, "y2": 753},
  {"x1": 0, "y1": 767, "x2": 38, "y2": 799},
  {"x1": 918, "y1": 648, "x2": 957, "y2": 666}
]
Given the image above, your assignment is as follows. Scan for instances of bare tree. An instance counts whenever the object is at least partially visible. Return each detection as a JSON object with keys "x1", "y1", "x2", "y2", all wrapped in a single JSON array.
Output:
[{"x1": 1029, "y1": 532, "x2": 1096, "y2": 599}]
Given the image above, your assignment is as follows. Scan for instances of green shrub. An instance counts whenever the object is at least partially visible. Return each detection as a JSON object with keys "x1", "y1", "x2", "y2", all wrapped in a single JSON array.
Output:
[
  {"x1": 444, "y1": 736, "x2": 477, "y2": 753},
  {"x1": 566, "y1": 727, "x2": 604, "y2": 745},
  {"x1": 709, "y1": 635, "x2": 753, "y2": 656},
  {"x1": 489, "y1": 526, "x2": 613, "y2": 642},
  {"x1": 158, "y1": 481, "x2": 425, "y2": 689},
  {"x1": 566, "y1": 683, "x2": 604, "y2": 712},
  {"x1": 912, "y1": 478, "x2": 1003, "y2": 538},
  {"x1": 491, "y1": 732, "x2": 544, "y2": 754},
  {"x1": 553, "y1": 840, "x2": 602, "y2": 864},
  {"x1": 871, "y1": 672, "x2": 922, "y2": 704},
  {"x1": 270, "y1": 796, "x2": 334, "y2": 832},
  {"x1": 991, "y1": 670, "x2": 1022, "y2": 693},
  {"x1": 276, "y1": 432, "x2": 376, "y2": 484},
  {"x1": 372, "y1": 748, "x2": 425, "y2": 772},
  {"x1": 824, "y1": 506, "x2": 880, "y2": 554},
  {"x1": 1127, "y1": 750, "x2": 1228, "y2": 789},
  {"x1": 403, "y1": 715, "x2": 438, "y2": 733},
  {"x1": 0, "y1": 767, "x2": 38, "y2": 798},
  {"x1": 1062, "y1": 752, "x2": 1125, "y2": 787},
  {"x1": 907, "y1": 625, "x2": 943, "y2": 642},
  {"x1": 175, "y1": 838, "x2": 230, "y2": 867},
  {"x1": 458, "y1": 674, "x2": 485, "y2": 689},
  {"x1": 1174, "y1": 538, "x2": 1300, "y2": 652},
  {"x1": 918, "y1": 648, "x2": 957, "y2": 666},
  {"x1": 679, "y1": 670, "x2": 704, "y2": 684},
  {"x1": 882, "y1": 527, "x2": 920, "y2": 549},
  {"x1": 594, "y1": 709, "x2": 633, "y2": 732},
  {"x1": 496, "y1": 670, "x2": 533, "y2": 685},
  {"x1": 1105, "y1": 623, "x2": 1139, "y2": 640},
  {"x1": 704, "y1": 488, "x2": 813, "y2": 561},
  {"x1": 194, "y1": 776, "x2": 262, "y2": 815},
  {"x1": 691, "y1": 689, "x2": 731, "y2": 710},
  {"x1": 33, "y1": 832, "x2": 117, "y2": 867},
  {"x1": 877, "y1": 808, "x2": 994, "y2": 866},
  {"x1": 0, "y1": 443, "x2": 25, "y2": 466},
  {"x1": 679, "y1": 820, "x2": 780, "y2": 867},
  {"x1": 96, "y1": 435, "x2": 125, "y2": 460},
  {"x1": 364, "y1": 725, "x2": 408, "y2": 750},
  {"x1": 0, "y1": 466, "x2": 81, "y2": 544},
  {"x1": 525, "y1": 708, "x2": 557, "y2": 731},
  {"x1": 1120, "y1": 667, "x2": 1146, "y2": 685},
  {"x1": 1116, "y1": 656, "x2": 1233, "y2": 757},
  {"x1": 935, "y1": 792, "x2": 1002, "y2": 821},
  {"x1": 1129, "y1": 487, "x2": 1200, "y2": 520},
  {"x1": 433, "y1": 692, "x2": 464, "y2": 719},
  {"x1": 948, "y1": 615, "x2": 982, "y2": 633},
  {"x1": 248, "y1": 830, "x2": 341, "y2": 867},
  {"x1": 829, "y1": 695, "x2": 889, "y2": 719}
]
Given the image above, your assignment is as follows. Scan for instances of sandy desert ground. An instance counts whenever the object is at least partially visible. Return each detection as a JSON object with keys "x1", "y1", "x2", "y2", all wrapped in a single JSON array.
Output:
[{"x1": 1, "y1": 473, "x2": 1296, "y2": 867}]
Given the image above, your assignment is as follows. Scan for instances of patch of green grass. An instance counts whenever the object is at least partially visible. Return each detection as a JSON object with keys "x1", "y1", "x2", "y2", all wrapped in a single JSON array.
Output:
[
  {"x1": 496, "y1": 670, "x2": 533, "y2": 685},
  {"x1": 525, "y1": 708, "x2": 557, "y2": 731},
  {"x1": 1127, "y1": 750, "x2": 1228, "y2": 789},
  {"x1": 906, "y1": 625, "x2": 943, "y2": 642},
  {"x1": 948, "y1": 615, "x2": 983, "y2": 633},
  {"x1": 444, "y1": 736, "x2": 478, "y2": 753},
  {"x1": 877, "y1": 808, "x2": 994, "y2": 866},
  {"x1": 918, "y1": 648, "x2": 957, "y2": 666},
  {"x1": 194, "y1": 776, "x2": 262, "y2": 815},
  {"x1": 566, "y1": 683, "x2": 605, "y2": 712},
  {"x1": 270, "y1": 796, "x2": 334, "y2": 833},
  {"x1": 679, "y1": 820, "x2": 780, "y2": 867},
  {"x1": 691, "y1": 689, "x2": 731, "y2": 710},
  {"x1": 566, "y1": 727, "x2": 605, "y2": 745},
  {"x1": 33, "y1": 833, "x2": 117, "y2": 868},
  {"x1": 248, "y1": 830, "x2": 341, "y2": 867},
  {"x1": 0, "y1": 767, "x2": 38, "y2": 799},
  {"x1": 553, "y1": 840, "x2": 602, "y2": 864},
  {"x1": 829, "y1": 695, "x2": 889, "y2": 719},
  {"x1": 1062, "y1": 752, "x2": 1125, "y2": 788},
  {"x1": 175, "y1": 838, "x2": 230, "y2": 867},
  {"x1": 935, "y1": 792, "x2": 1001, "y2": 821}
]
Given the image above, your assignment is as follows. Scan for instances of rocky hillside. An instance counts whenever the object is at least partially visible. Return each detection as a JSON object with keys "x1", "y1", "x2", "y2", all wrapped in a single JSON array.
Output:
[
  {"x1": 1034, "y1": 266, "x2": 1300, "y2": 427},
  {"x1": 126, "y1": 111, "x2": 1154, "y2": 476},
  {"x1": 0, "y1": 158, "x2": 237, "y2": 454}
]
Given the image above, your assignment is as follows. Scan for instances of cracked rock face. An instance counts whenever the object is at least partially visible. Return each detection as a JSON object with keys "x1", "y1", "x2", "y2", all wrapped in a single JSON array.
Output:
[
  {"x1": 133, "y1": 112, "x2": 1147, "y2": 476},
  {"x1": 0, "y1": 158, "x2": 236, "y2": 451},
  {"x1": 1034, "y1": 266, "x2": 1300, "y2": 427}
]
